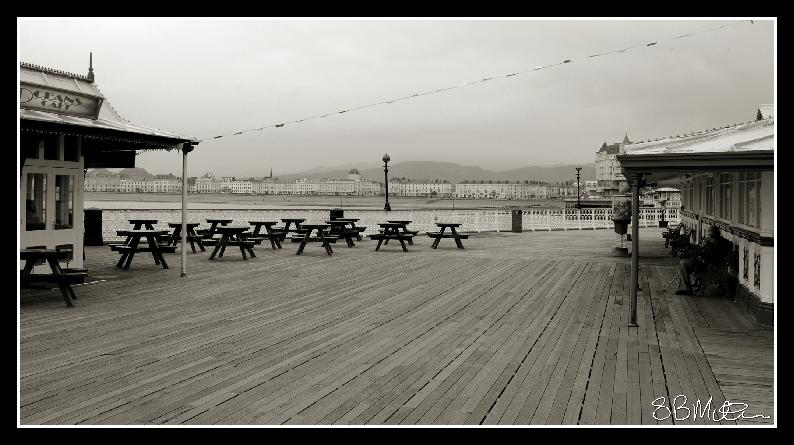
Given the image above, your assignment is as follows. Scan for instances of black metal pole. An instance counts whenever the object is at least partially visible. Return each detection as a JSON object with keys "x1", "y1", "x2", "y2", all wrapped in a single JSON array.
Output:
[
  {"x1": 384, "y1": 161, "x2": 391, "y2": 211},
  {"x1": 575, "y1": 167, "x2": 582, "y2": 209},
  {"x1": 629, "y1": 173, "x2": 642, "y2": 327}
]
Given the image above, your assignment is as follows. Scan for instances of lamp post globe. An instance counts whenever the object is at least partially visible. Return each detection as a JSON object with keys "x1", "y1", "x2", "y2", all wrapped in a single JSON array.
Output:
[{"x1": 383, "y1": 153, "x2": 391, "y2": 211}]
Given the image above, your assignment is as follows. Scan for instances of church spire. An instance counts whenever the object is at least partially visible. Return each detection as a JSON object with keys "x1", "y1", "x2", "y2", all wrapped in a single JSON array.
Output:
[
  {"x1": 622, "y1": 133, "x2": 631, "y2": 144},
  {"x1": 269, "y1": 167, "x2": 273, "y2": 178}
]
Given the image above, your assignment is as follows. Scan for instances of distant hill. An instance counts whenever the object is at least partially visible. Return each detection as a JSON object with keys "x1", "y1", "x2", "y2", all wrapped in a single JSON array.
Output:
[{"x1": 278, "y1": 161, "x2": 596, "y2": 184}]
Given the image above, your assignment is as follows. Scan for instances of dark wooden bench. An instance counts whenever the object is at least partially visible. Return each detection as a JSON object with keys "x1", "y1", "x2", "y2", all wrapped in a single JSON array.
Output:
[
  {"x1": 115, "y1": 245, "x2": 177, "y2": 254},
  {"x1": 290, "y1": 235, "x2": 338, "y2": 243},
  {"x1": 368, "y1": 233, "x2": 413, "y2": 252},
  {"x1": 426, "y1": 232, "x2": 470, "y2": 239},
  {"x1": 21, "y1": 271, "x2": 87, "y2": 285}
]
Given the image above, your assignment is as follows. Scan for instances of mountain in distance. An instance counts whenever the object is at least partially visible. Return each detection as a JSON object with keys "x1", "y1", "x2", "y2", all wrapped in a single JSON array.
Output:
[
  {"x1": 293, "y1": 161, "x2": 381, "y2": 176},
  {"x1": 278, "y1": 161, "x2": 596, "y2": 184}
]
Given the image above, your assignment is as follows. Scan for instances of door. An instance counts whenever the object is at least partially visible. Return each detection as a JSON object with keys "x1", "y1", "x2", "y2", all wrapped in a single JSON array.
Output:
[{"x1": 21, "y1": 164, "x2": 84, "y2": 271}]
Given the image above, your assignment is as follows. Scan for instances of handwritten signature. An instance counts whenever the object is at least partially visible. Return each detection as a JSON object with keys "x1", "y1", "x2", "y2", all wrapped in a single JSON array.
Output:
[{"x1": 652, "y1": 396, "x2": 771, "y2": 422}]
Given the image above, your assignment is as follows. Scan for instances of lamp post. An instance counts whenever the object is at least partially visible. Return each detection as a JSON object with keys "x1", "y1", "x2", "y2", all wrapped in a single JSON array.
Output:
[
  {"x1": 575, "y1": 167, "x2": 582, "y2": 209},
  {"x1": 383, "y1": 153, "x2": 391, "y2": 211}
]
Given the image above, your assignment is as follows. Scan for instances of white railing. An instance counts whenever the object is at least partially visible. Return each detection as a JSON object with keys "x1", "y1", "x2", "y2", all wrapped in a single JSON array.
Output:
[{"x1": 99, "y1": 207, "x2": 681, "y2": 241}]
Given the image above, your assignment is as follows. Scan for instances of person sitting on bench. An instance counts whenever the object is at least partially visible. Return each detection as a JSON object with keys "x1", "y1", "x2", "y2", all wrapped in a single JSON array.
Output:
[{"x1": 676, "y1": 225, "x2": 732, "y2": 296}]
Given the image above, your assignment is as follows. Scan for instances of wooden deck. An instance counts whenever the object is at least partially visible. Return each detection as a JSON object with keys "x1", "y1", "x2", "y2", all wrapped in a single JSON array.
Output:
[{"x1": 19, "y1": 228, "x2": 774, "y2": 425}]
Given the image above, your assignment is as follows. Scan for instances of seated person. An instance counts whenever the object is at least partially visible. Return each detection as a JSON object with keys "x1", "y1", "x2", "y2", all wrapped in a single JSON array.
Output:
[{"x1": 676, "y1": 225, "x2": 732, "y2": 296}]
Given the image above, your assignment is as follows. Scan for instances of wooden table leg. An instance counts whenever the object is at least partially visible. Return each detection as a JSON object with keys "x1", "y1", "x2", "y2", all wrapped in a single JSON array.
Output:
[
  {"x1": 296, "y1": 230, "x2": 312, "y2": 255},
  {"x1": 170, "y1": 226, "x2": 181, "y2": 246},
  {"x1": 375, "y1": 229, "x2": 387, "y2": 251},
  {"x1": 451, "y1": 227, "x2": 465, "y2": 249},
  {"x1": 148, "y1": 235, "x2": 168, "y2": 269},
  {"x1": 209, "y1": 234, "x2": 227, "y2": 260},
  {"x1": 23, "y1": 258, "x2": 36, "y2": 275},
  {"x1": 403, "y1": 228, "x2": 413, "y2": 245},
  {"x1": 47, "y1": 257, "x2": 74, "y2": 307},
  {"x1": 189, "y1": 229, "x2": 206, "y2": 252},
  {"x1": 432, "y1": 227, "x2": 445, "y2": 249},
  {"x1": 239, "y1": 237, "x2": 248, "y2": 261},
  {"x1": 319, "y1": 231, "x2": 333, "y2": 255},
  {"x1": 123, "y1": 236, "x2": 140, "y2": 270},
  {"x1": 219, "y1": 237, "x2": 228, "y2": 258}
]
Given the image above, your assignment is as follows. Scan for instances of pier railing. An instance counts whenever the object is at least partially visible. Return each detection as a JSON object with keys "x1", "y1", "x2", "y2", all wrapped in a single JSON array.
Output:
[{"x1": 100, "y1": 207, "x2": 680, "y2": 241}]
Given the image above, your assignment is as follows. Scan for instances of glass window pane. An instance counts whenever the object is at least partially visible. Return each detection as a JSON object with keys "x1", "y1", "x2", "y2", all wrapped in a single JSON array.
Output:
[
  {"x1": 705, "y1": 174, "x2": 715, "y2": 215},
  {"x1": 25, "y1": 173, "x2": 46, "y2": 231},
  {"x1": 55, "y1": 175, "x2": 74, "y2": 230},
  {"x1": 747, "y1": 180, "x2": 758, "y2": 227},
  {"x1": 719, "y1": 173, "x2": 732, "y2": 220}
]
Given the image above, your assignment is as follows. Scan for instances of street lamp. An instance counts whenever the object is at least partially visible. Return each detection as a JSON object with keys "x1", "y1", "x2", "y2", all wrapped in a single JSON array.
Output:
[
  {"x1": 575, "y1": 167, "x2": 582, "y2": 209},
  {"x1": 383, "y1": 153, "x2": 391, "y2": 211}
]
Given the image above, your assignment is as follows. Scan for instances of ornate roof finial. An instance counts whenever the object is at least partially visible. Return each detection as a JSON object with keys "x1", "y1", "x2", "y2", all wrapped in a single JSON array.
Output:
[{"x1": 87, "y1": 52, "x2": 95, "y2": 82}]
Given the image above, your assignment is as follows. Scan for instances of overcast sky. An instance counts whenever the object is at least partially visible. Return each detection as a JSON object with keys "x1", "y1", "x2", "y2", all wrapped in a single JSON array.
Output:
[{"x1": 18, "y1": 18, "x2": 774, "y2": 177}]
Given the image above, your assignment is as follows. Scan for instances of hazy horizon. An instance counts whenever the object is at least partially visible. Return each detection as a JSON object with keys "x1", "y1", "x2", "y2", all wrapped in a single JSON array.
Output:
[
  {"x1": 19, "y1": 18, "x2": 774, "y2": 177},
  {"x1": 92, "y1": 159, "x2": 599, "y2": 179}
]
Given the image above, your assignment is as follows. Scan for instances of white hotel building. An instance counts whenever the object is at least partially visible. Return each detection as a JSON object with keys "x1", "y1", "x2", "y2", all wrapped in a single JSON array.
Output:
[
  {"x1": 390, "y1": 180, "x2": 454, "y2": 197},
  {"x1": 454, "y1": 181, "x2": 551, "y2": 199}
]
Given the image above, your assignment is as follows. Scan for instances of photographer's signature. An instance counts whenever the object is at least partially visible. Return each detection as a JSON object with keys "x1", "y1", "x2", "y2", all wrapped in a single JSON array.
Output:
[{"x1": 652, "y1": 396, "x2": 771, "y2": 422}]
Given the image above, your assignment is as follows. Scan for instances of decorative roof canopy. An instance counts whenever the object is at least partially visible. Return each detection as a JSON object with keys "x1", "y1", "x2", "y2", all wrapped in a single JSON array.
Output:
[{"x1": 20, "y1": 60, "x2": 198, "y2": 148}]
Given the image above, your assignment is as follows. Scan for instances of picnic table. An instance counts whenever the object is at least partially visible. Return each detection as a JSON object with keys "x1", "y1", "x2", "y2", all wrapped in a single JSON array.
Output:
[
  {"x1": 20, "y1": 249, "x2": 87, "y2": 307},
  {"x1": 369, "y1": 222, "x2": 413, "y2": 252},
  {"x1": 427, "y1": 223, "x2": 469, "y2": 249},
  {"x1": 167, "y1": 222, "x2": 205, "y2": 253},
  {"x1": 279, "y1": 218, "x2": 306, "y2": 234},
  {"x1": 248, "y1": 221, "x2": 283, "y2": 250},
  {"x1": 325, "y1": 220, "x2": 357, "y2": 247},
  {"x1": 199, "y1": 219, "x2": 233, "y2": 242},
  {"x1": 128, "y1": 219, "x2": 159, "y2": 230},
  {"x1": 208, "y1": 226, "x2": 256, "y2": 261},
  {"x1": 293, "y1": 224, "x2": 337, "y2": 256},
  {"x1": 115, "y1": 229, "x2": 173, "y2": 270},
  {"x1": 110, "y1": 219, "x2": 165, "y2": 249},
  {"x1": 387, "y1": 220, "x2": 418, "y2": 245},
  {"x1": 334, "y1": 218, "x2": 366, "y2": 241}
]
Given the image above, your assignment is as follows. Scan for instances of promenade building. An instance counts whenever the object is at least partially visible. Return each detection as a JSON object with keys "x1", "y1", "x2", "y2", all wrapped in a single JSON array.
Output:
[
  {"x1": 389, "y1": 179, "x2": 454, "y2": 197},
  {"x1": 595, "y1": 134, "x2": 631, "y2": 197},
  {"x1": 454, "y1": 181, "x2": 551, "y2": 199},
  {"x1": 617, "y1": 106, "x2": 774, "y2": 324},
  {"x1": 20, "y1": 58, "x2": 197, "y2": 268}
]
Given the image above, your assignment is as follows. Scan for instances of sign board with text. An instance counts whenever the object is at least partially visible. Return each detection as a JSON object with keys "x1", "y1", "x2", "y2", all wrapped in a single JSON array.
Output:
[{"x1": 20, "y1": 82, "x2": 103, "y2": 119}]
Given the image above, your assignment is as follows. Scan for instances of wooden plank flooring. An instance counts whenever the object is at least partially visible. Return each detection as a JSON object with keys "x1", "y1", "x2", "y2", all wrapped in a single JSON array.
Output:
[{"x1": 19, "y1": 228, "x2": 774, "y2": 425}]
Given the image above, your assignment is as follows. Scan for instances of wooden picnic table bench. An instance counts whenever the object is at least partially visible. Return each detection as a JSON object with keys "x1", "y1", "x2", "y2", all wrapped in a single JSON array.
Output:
[
  {"x1": 293, "y1": 224, "x2": 337, "y2": 255},
  {"x1": 370, "y1": 223, "x2": 413, "y2": 252},
  {"x1": 208, "y1": 226, "x2": 257, "y2": 261},
  {"x1": 333, "y1": 218, "x2": 366, "y2": 240},
  {"x1": 167, "y1": 222, "x2": 205, "y2": 253},
  {"x1": 325, "y1": 220, "x2": 358, "y2": 247},
  {"x1": 21, "y1": 248, "x2": 87, "y2": 307},
  {"x1": 114, "y1": 229, "x2": 173, "y2": 270},
  {"x1": 427, "y1": 223, "x2": 468, "y2": 249},
  {"x1": 247, "y1": 221, "x2": 284, "y2": 250}
]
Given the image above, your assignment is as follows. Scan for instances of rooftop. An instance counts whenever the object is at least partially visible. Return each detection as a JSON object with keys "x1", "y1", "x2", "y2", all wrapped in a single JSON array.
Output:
[
  {"x1": 20, "y1": 62, "x2": 197, "y2": 145},
  {"x1": 622, "y1": 118, "x2": 774, "y2": 156},
  {"x1": 20, "y1": 229, "x2": 772, "y2": 425}
]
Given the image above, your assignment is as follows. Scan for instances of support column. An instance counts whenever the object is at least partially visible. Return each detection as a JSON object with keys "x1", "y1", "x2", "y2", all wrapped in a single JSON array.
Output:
[
  {"x1": 181, "y1": 143, "x2": 193, "y2": 277},
  {"x1": 629, "y1": 172, "x2": 642, "y2": 327}
]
